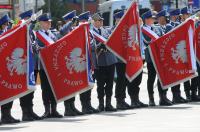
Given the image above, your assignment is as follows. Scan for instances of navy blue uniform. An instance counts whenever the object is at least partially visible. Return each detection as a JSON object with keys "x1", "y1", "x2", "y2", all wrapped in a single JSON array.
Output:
[
  {"x1": 91, "y1": 25, "x2": 117, "y2": 111},
  {"x1": 142, "y1": 24, "x2": 168, "y2": 105}
]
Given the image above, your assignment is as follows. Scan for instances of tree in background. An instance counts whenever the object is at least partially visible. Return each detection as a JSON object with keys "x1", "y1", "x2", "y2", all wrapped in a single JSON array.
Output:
[{"x1": 39, "y1": 0, "x2": 71, "y2": 28}]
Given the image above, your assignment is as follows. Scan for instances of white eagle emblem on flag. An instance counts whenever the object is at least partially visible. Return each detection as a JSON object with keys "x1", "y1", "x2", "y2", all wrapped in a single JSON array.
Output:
[
  {"x1": 65, "y1": 48, "x2": 86, "y2": 74},
  {"x1": 171, "y1": 40, "x2": 188, "y2": 64},
  {"x1": 6, "y1": 48, "x2": 27, "y2": 76},
  {"x1": 127, "y1": 25, "x2": 139, "y2": 51}
]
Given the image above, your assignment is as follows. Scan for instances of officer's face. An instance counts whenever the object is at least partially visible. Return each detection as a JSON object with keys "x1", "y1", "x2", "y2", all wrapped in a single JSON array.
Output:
[
  {"x1": 158, "y1": 16, "x2": 166, "y2": 25},
  {"x1": 139, "y1": 17, "x2": 143, "y2": 26},
  {"x1": 40, "y1": 21, "x2": 51, "y2": 30},
  {"x1": 93, "y1": 20, "x2": 102, "y2": 28},
  {"x1": 180, "y1": 15, "x2": 184, "y2": 21},
  {"x1": 1, "y1": 22, "x2": 9, "y2": 30},
  {"x1": 171, "y1": 15, "x2": 178, "y2": 21},
  {"x1": 100, "y1": 20, "x2": 103, "y2": 27},
  {"x1": 145, "y1": 17, "x2": 154, "y2": 25},
  {"x1": 115, "y1": 18, "x2": 120, "y2": 25},
  {"x1": 183, "y1": 14, "x2": 190, "y2": 20}
]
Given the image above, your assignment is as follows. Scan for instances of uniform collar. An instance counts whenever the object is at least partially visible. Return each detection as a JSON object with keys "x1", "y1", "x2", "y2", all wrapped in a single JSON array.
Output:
[{"x1": 144, "y1": 24, "x2": 152, "y2": 29}]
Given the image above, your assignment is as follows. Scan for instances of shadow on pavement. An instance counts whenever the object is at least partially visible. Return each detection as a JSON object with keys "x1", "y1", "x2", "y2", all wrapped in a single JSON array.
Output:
[
  {"x1": 38, "y1": 118, "x2": 88, "y2": 123},
  {"x1": 187, "y1": 102, "x2": 200, "y2": 105},
  {"x1": 97, "y1": 112, "x2": 136, "y2": 117},
  {"x1": 146, "y1": 106, "x2": 191, "y2": 110},
  {"x1": 0, "y1": 126, "x2": 28, "y2": 131}
]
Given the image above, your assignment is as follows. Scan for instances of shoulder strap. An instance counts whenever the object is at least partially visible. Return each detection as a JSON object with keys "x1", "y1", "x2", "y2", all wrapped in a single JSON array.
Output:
[{"x1": 36, "y1": 30, "x2": 55, "y2": 46}]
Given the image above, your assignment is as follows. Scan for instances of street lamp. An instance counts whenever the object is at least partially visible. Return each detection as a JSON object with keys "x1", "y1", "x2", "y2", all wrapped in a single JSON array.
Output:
[
  {"x1": 12, "y1": 0, "x2": 15, "y2": 19},
  {"x1": 175, "y1": 0, "x2": 178, "y2": 8},
  {"x1": 48, "y1": 0, "x2": 51, "y2": 16},
  {"x1": 35, "y1": 0, "x2": 38, "y2": 12},
  {"x1": 82, "y1": 0, "x2": 85, "y2": 12}
]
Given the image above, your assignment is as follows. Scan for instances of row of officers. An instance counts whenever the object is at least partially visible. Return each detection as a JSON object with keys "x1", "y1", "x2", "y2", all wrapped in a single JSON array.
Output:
[{"x1": 0, "y1": 6, "x2": 200, "y2": 125}]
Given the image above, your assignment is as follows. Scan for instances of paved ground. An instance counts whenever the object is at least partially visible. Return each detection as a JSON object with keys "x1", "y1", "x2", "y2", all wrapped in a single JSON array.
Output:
[{"x1": 0, "y1": 72, "x2": 200, "y2": 132}]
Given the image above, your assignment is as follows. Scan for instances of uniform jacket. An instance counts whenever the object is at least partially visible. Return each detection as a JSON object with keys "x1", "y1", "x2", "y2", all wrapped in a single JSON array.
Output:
[
  {"x1": 60, "y1": 21, "x2": 73, "y2": 36},
  {"x1": 36, "y1": 29, "x2": 58, "y2": 70},
  {"x1": 142, "y1": 24, "x2": 163, "y2": 63},
  {"x1": 90, "y1": 26, "x2": 117, "y2": 68}
]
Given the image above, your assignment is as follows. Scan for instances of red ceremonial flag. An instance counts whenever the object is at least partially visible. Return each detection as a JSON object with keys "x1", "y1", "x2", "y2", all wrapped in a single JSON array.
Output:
[
  {"x1": 40, "y1": 24, "x2": 93, "y2": 103},
  {"x1": 106, "y1": 2, "x2": 143, "y2": 82},
  {"x1": 195, "y1": 25, "x2": 200, "y2": 65},
  {"x1": 149, "y1": 19, "x2": 197, "y2": 89},
  {"x1": 0, "y1": 25, "x2": 35, "y2": 106}
]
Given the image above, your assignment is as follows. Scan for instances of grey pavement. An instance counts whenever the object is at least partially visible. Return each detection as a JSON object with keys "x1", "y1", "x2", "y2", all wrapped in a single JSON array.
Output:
[{"x1": 0, "y1": 72, "x2": 200, "y2": 132}]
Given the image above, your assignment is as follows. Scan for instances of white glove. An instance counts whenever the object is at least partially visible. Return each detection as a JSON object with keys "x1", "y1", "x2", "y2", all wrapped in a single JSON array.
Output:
[{"x1": 31, "y1": 14, "x2": 37, "y2": 21}]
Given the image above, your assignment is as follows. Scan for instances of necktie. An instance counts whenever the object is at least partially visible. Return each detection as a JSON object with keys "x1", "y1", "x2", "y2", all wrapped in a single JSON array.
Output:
[
  {"x1": 98, "y1": 29, "x2": 101, "y2": 35},
  {"x1": 45, "y1": 31, "x2": 49, "y2": 36}
]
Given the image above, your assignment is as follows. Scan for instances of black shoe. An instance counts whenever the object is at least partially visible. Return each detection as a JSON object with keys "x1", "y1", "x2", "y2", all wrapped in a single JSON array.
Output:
[
  {"x1": 89, "y1": 106, "x2": 100, "y2": 113},
  {"x1": 191, "y1": 94, "x2": 200, "y2": 102},
  {"x1": 64, "y1": 102, "x2": 78, "y2": 116},
  {"x1": 116, "y1": 100, "x2": 131, "y2": 110},
  {"x1": 82, "y1": 107, "x2": 94, "y2": 114},
  {"x1": 105, "y1": 104, "x2": 117, "y2": 112},
  {"x1": 22, "y1": 113, "x2": 34, "y2": 121},
  {"x1": 148, "y1": 95, "x2": 156, "y2": 106},
  {"x1": 1, "y1": 109, "x2": 20, "y2": 124},
  {"x1": 2, "y1": 116, "x2": 20, "y2": 124},
  {"x1": 105, "y1": 98, "x2": 117, "y2": 112},
  {"x1": 29, "y1": 108, "x2": 42, "y2": 120},
  {"x1": 70, "y1": 102, "x2": 84, "y2": 115},
  {"x1": 98, "y1": 99, "x2": 104, "y2": 112},
  {"x1": 186, "y1": 96, "x2": 192, "y2": 102},
  {"x1": 42, "y1": 105, "x2": 51, "y2": 119},
  {"x1": 149, "y1": 99, "x2": 156, "y2": 106},
  {"x1": 42, "y1": 111, "x2": 51, "y2": 119},
  {"x1": 82, "y1": 101, "x2": 100, "y2": 114},
  {"x1": 179, "y1": 96, "x2": 188, "y2": 103},
  {"x1": 137, "y1": 101, "x2": 148, "y2": 108},
  {"x1": 131, "y1": 100, "x2": 148, "y2": 108},
  {"x1": 159, "y1": 98, "x2": 173, "y2": 106},
  {"x1": 22, "y1": 107, "x2": 34, "y2": 121},
  {"x1": 64, "y1": 109, "x2": 78, "y2": 116},
  {"x1": 185, "y1": 92, "x2": 192, "y2": 102},
  {"x1": 51, "y1": 105, "x2": 63, "y2": 118},
  {"x1": 98, "y1": 104, "x2": 104, "y2": 112},
  {"x1": 51, "y1": 111, "x2": 63, "y2": 118},
  {"x1": 172, "y1": 95, "x2": 187, "y2": 104},
  {"x1": 130, "y1": 101, "x2": 138, "y2": 109}
]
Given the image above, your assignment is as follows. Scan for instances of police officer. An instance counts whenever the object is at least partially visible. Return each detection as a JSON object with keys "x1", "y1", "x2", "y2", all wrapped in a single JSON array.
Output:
[
  {"x1": 194, "y1": 9, "x2": 200, "y2": 98},
  {"x1": 18, "y1": 10, "x2": 42, "y2": 121},
  {"x1": 0, "y1": 14, "x2": 20, "y2": 124},
  {"x1": 156, "y1": 10, "x2": 172, "y2": 33},
  {"x1": 110, "y1": 11, "x2": 131, "y2": 110},
  {"x1": 169, "y1": 9, "x2": 181, "y2": 27},
  {"x1": 77, "y1": 11, "x2": 100, "y2": 114},
  {"x1": 127, "y1": 10, "x2": 149, "y2": 108},
  {"x1": 155, "y1": 10, "x2": 177, "y2": 106},
  {"x1": 142, "y1": 10, "x2": 173, "y2": 106},
  {"x1": 187, "y1": 8, "x2": 200, "y2": 101},
  {"x1": 91, "y1": 13, "x2": 117, "y2": 112},
  {"x1": 60, "y1": 10, "x2": 83, "y2": 116},
  {"x1": 60, "y1": 10, "x2": 79, "y2": 36},
  {"x1": 169, "y1": 9, "x2": 188, "y2": 104},
  {"x1": 179, "y1": 7, "x2": 194, "y2": 102},
  {"x1": 36, "y1": 13, "x2": 63, "y2": 119}
]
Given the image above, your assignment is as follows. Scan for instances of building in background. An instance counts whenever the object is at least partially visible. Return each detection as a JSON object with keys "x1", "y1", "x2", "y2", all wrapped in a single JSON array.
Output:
[
  {"x1": 0, "y1": 0, "x2": 45, "y2": 19},
  {"x1": 67, "y1": 0, "x2": 99, "y2": 14},
  {"x1": 0, "y1": 0, "x2": 12, "y2": 15}
]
